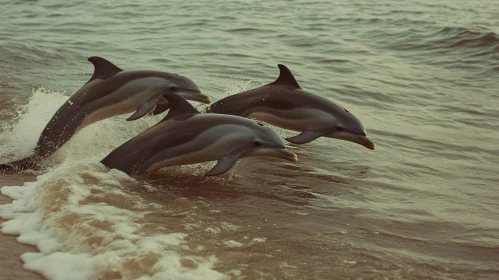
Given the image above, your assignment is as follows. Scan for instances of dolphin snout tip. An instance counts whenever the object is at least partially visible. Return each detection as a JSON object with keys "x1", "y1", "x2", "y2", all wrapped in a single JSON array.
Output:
[
  {"x1": 195, "y1": 92, "x2": 212, "y2": 104},
  {"x1": 180, "y1": 92, "x2": 212, "y2": 104},
  {"x1": 279, "y1": 149, "x2": 298, "y2": 162},
  {"x1": 356, "y1": 135, "x2": 375, "y2": 150},
  {"x1": 367, "y1": 142, "x2": 376, "y2": 150}
]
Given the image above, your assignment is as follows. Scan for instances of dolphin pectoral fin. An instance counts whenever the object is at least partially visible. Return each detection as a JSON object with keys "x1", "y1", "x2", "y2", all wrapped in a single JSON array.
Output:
[
  {"x1": 127, "y1": 88, "x2": 171, "y2": 121},
  {"x1": 126, "y1": 99, "x2": 160, "y2": 121},
  {"x1": 205, "y1": 155, "x2": 240, "y2": 176},
  {"x1": 152, "y1": 103, "x2": 170, "y2": 115},
  {"x1": 285, "y1": 131, "x2": 323, "y2": 144}
]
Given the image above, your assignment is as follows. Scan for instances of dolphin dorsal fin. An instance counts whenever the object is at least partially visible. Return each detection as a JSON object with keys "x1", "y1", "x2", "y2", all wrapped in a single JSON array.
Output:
[
  {"x1": 161, "y1": 92, "x2": 200, "y2": 121},
  {"x1": 269, "y1": 64, "x2": 301, "y2": 89},
  {"x1": 87, "y1": 56, "x2": 123, "y2": 82}
]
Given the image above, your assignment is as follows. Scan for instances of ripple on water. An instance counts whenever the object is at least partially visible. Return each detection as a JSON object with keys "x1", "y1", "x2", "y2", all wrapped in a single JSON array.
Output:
[{"x1": 1, "y1": 0, "x2": 499, "y2": 279}]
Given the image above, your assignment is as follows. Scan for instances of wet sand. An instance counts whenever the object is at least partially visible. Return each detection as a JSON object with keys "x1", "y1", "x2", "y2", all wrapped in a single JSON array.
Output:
[{"x1": 1, "y1": 176, "x2": 44, "y2": 280}]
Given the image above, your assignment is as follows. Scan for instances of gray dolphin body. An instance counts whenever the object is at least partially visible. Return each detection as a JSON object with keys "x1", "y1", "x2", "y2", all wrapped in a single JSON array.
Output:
[
  {"x1": 1, "y1": 56, "x2": 211, "y2": 171},
  {"x1": 207, "y1": 65, "x2": 375, "y2": 149},
  {"x1": 102, "y1": 93, "x2": 297, "y2": 177}
]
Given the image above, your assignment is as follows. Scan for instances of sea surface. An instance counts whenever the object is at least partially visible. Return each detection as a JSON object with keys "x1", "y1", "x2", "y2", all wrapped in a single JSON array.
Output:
[{"x1": 1, "y1": 0, "x2": 498, "y2": 279}]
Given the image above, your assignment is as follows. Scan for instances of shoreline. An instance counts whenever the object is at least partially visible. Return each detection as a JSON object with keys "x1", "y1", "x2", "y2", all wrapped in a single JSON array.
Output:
[{"x1": 0, "y1": 176, "x2": 45, "y2": 280}]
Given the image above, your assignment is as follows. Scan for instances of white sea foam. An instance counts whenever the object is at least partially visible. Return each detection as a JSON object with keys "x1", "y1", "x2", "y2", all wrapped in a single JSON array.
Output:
[
  {"x1": 222, "y1": 240, "x2": 244, "y2": 248},
  {"x1": 0, "y1": 88, "x2": 224, "y2": 280},
  {"x1": 0, "y1": 88, "x2": 68, "y2": 159}
]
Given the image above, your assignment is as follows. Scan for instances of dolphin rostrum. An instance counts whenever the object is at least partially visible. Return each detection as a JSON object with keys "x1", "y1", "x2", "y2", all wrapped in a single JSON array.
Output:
[
  {"x1": 207, "y1": 64, "x2": 375, "y2": 149},
  {"x1": 101, "y1": 92, "x2": 297, "y2": 176},
  {"x1": 0, "y1": 56, "x2": 211, "y2": 171}
]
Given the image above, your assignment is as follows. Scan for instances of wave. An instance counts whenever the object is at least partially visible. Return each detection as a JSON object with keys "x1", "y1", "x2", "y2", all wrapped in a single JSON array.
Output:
[
  {"x1": 387, "y1": 26, "x2": 499, "y2": 55},
  {"x1": 0, "y1": 43, "x2": 69, "y2": 65},
  {"x1": 0, "y1": 88, "x2": 68, "y2": 161},
  {"x1": 0, "y1": 163, "x2": 223, "y2": 280},
  {"x1": 0, "y1": 88, "x2": 224, "y2": 280},
  {"x1": 437, "y1": 27, "x2": 499, "y2": 49}
]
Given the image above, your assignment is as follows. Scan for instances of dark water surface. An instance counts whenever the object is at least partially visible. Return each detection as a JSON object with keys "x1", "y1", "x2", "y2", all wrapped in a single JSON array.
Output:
[{"x1": 1, "y1": 0, "x2": 498, "y2": 279}]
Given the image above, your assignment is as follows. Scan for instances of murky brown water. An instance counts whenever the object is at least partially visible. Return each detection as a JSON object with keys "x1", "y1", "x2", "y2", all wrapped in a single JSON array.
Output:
[{"x1": 1, "y1": 0, "x2": 499, "y2": 279}]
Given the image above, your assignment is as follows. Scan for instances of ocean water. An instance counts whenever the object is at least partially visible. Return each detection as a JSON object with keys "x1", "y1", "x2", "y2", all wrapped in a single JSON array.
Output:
[{"x1": 1, "y1": 0, "x2": 498, "y2": 279}]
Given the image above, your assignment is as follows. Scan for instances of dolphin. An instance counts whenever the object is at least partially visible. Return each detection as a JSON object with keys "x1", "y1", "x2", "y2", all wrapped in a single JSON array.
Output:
[
  {"x1": 101, "y1": 92, "x2": 297, "y2": 176},
  {"x1": 0, "y1": 56, "x2": 211, "y2": 171},
  {"x1": 206, "y1": 64, "x2": 375, "y2": 149}
]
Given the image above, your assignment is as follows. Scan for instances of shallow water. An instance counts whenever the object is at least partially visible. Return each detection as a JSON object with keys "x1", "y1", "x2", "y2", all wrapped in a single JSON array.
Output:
[{"x1": 1, "y1": 0, "x2": 499, "y2": 279}]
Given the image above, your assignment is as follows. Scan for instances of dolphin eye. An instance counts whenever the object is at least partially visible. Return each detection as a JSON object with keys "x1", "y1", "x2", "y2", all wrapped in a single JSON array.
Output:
[
  {"x1": 256, "y1": 122, "x2": 264, "y2": 126},
  {"x1": 253, "y1": 140, "x2": 262, "y2": 146}
]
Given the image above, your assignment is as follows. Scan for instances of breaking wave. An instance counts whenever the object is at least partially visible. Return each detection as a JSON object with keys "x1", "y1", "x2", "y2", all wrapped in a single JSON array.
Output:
[{"x1": 0, "y1": 88, "x2": 224, "y2": 280}]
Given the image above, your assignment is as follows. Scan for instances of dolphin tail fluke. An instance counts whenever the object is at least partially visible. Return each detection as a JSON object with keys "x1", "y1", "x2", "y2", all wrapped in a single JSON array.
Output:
[{"x1": 0, "y1": 156, "x2": 38, "y2": 172}]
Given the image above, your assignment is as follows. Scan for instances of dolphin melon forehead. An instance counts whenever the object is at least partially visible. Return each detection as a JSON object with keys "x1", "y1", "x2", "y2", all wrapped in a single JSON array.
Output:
[
  {"x1": 250, "y1": 121, "x2": 285, "y2": 145},
  {"x1": 171, "y1": 73, "x2": 201, "y2": 91},
  {"x1": 340, "y1": 109, "x2": 367, "y2": 133},
  {"x1": 124, "y1": 71, "x2": 201, "y2": 92}
]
